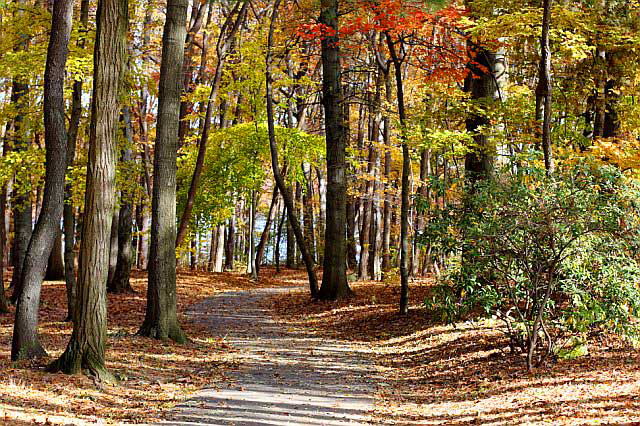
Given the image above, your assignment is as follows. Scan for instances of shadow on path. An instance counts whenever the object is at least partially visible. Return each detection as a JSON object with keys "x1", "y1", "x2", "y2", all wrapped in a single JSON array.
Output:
[{"x1": 161, "y1": 287, "x2": 377, "y2": 425}]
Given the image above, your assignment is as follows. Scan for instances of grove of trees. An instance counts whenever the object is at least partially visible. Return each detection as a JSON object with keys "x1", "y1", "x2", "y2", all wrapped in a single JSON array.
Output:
[{"x1": 1, "y1": 0, "x2": 640, "y2": 382}]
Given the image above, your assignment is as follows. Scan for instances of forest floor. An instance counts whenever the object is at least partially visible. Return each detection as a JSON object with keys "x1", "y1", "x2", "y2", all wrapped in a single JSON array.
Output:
[
  {"x1": 270, "y1": 277, "x2": 640, "y2": 425},
  {"x1": 2, "y1": 270, "x2": 640, "y2": 425},
  {"x1": 0, "y1": 268, "x2": 300, "y2": 425}
]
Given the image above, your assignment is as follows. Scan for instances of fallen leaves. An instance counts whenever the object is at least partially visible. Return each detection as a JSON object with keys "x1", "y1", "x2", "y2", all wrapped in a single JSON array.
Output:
[
  {"x1": 269, "y1": 277, "x2": 640, "y2": 425},
  {"x1": 0, "y1": 267, "x2": 297, "y2": 425}
]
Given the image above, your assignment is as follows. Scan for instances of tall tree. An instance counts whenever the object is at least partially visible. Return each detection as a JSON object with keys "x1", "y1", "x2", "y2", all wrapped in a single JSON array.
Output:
[
  {"x1": 109, "y1": 107, "x2": 136, "y2": 293},
  {"x1": 50, "y1": 0, "x2": 128, "y2": 378},
  {"x1": 11, "y1": 0, "x2": 73, "y2": 360},
  {"x1": 266, "y1": 0, "x2": 319, "y2": 297},
  {"x1": 64, "y1": 0, "x2": 90, "y2": 321},
  {"x1": 9, "y1": 0, "x2": 34, "y2": 304},
  {"x1": 318, "y1": 0, "x2": 352, "y2": 300},
  {"x1": 536, "y1": 0, "x2": 553, "y2": 175},
  {"x1": 138, "y1": 0, "x2": 189, "y2": 343},
  {"x1": 386, "y1": 34, "x2": 411, "y2": 315}
]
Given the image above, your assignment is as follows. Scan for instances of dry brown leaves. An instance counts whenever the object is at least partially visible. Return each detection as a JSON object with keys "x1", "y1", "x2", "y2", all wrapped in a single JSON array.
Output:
[
  {"x1": 269, "y1": 278, "x2": 640, "y2": 425},
  {"x1": 0, "y1": 267, "x2": 297, "y2": 425}
]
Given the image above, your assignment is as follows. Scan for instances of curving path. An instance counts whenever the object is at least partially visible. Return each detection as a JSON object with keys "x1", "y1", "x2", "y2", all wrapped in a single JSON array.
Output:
[{"x1": 161, "y1": 287, "x2": 377, "y2": 425}]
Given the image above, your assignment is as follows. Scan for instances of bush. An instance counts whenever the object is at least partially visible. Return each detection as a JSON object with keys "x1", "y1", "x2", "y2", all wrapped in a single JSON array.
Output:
[{"x1": 422, "y1": 161, "x2": 640, "y2": 369}]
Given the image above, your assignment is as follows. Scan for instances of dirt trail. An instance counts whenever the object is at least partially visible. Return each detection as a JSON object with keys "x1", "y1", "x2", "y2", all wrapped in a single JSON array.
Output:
[{"x1": 161, "y1": 287, "x2": 377, "y2": 425}]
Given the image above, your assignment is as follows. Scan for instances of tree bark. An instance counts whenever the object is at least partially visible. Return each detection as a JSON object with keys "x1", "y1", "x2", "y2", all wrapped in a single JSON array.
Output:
[
  {"x1": 45, "y1": 228, "x2": 64, "y2": 280},
  {"x1": 109, "y1": 107, "x2": 136, "y2": 293},
  {"x1": 50, "y1": 0, "x2": 127, "y2": 379},
  {"x1": 224, "y1": 214, "x2": 235, "y2": 271},
  {"x1": 106, "y1": 207, "x2": 119, "y2": 287},
  {"x1": 139, "y1": 0, "x2": 189, "y2": 344},
  {"x1": 254, "y1": 186, "x2": 279, "y2": 279},
  {"x1": 387, "y1": 35, "x2": 410, "y2": 315},
  {"x1": 9, "y1": 0, "x2": 33, "y2": 302},
  {"x1": 11, "y1": 0, "x2": 73, "y2": 360},
  {"x1": 318, "y1": 0, "x2": 351, "y2": 300},
  {"x1": 536, "y1": 0, "x2": 553, "y2": 175}
]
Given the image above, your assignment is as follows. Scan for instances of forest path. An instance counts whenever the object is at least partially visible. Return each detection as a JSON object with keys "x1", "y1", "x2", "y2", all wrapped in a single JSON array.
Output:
[{"x1": 161, "y1": 287, "x2": 377, "y2": 425}]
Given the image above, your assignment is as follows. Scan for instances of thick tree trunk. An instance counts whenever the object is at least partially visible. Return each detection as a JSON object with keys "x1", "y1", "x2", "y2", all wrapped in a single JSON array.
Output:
[
  {"x1": 464, "y1": 45, "x2": 502, "y2": 184},
  {"x1": 45, "y1": 229, "x2": 65, "y2": 280},
  {"x1": 139, "y1": 0, "x2": 189, "y2": 344},
  {"x1": 50, "y1": 0, "x2": 127, "y2": 379},
  {"x1": 266, "y1": 0, "x2": 319, "y2": 297},
  {"x1": 11, "y1": 0, "x2": 73, "y2": 360},
  {"x1": 318, "y1": 0, "x2": 351, "y2": 300}
]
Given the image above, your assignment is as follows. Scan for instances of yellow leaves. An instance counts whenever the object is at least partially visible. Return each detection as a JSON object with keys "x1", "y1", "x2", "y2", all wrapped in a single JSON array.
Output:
[{"x1": 589, "y1": 137, "x2": 640, "y2": 172}]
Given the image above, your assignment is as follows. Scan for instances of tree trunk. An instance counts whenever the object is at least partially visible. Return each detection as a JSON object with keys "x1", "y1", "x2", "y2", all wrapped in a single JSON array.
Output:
[
  {"x1": 224, "y1": 214, "x2": 235, "y2": 271},
  {"x1": 387, "y1": 35, "x2": 410, "y2": 315},
  {"x1": 536, "y1": 0, "x2": 553, "y2": 175},
  {"x1": 109, "y1": 109, "x2": 135, "y2": 294},
  {"x1": 266, "y1": 0, "x2": 318, "y2": 297},
  {"x1": 255, "y1": 186, "x2": 279, "y2": 279},
  {"x1": 106, "y1": 207, "x2": 119, "y2": 287},
  {"x1": 45, "y1": 228, "x2": 64, "y2": 280},
  {"x1": 302, "y1": 164, "x2": 315, "y2": 263},
  {"x1": 247, "y1": 192, "x2": 256, "y2": 276},
  {"x1": 0, "y1": 157, "x2": 8, "y2": 313},
  {"x1": 50, "y1": 0, "x2": 127, "y2": 379},
  {"x1": 318, "y1": 0, "x2": 351, "y2": 300},
  {"x1": 275, "y1": 204, "x2": 285, "y2": 273},
  {"x1": 464, "y1": 45, "x2": 501, "y2": 184},
  {"x1": 11, "y1": 0, "x2": 73, "y2": 361},
  {"x1": 175, "y1": 0, "x2": 249, "y2": 248},
  {"x1": 9, "y1": 0, "x2": 33, "y2": 302},
  {"x1": 139, "y1": 0, "x2": 188, "y2": 344},
  {"x1": 381, "y1": 69, "x2": 392, "y2": 275}
]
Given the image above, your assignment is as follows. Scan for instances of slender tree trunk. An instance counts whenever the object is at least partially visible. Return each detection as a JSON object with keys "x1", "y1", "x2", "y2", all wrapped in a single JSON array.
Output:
[
  {"x1": 109, "y1": 107, "x2": 136, "y2": 293},
  {"x1": 247, "y1": 192, "x2": 256, "y2": 276},
  {"x1": 318, "y1": 0, "x2": 351, "y2": 300},
  {"x1": 175, "y1": 0, "x2": 248, "y2": 248},
  {"x1": 11, "y1": 0, "x2": 73, "y2": 360},
  {"x1": 9, "y1": 0, "x2": 33, "y2": 302},
  {"x1": 224, "y1": 214, "x2": 235, "y2": 271},
  {"x1": 255, "y1": 186, "x2": 279, "y2": 279},
  {"x1": 106, "y1": 207, "x2": 119, "y2": 287},
  {"x1": 139, "y1": 0, "x2": 188, "y2": 344},
  {"x1": 387, "y1": 35, "x2": 410, "y2": 315},
  {"x1": 0, "y1": 157, "x2": 8, "y2": 313},
  {"x1": 302, "y1": 164, "x2": 315, "y2": 263},
  {"x1": 266, "y1": 0, "x2": 318, "y2": 297},
  {"x1": 537, "y1": 0, "x2": 553, "y2": 175},
  {"x1": 381, "y1": 69, "x2": 392, "y2": 275},
  {"x1": 275, "y1": 204, "x2": 285, "y2": 273}
]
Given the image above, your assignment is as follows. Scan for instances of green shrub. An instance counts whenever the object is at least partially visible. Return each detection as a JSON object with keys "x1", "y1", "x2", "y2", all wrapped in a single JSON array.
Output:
[{"x1": 422, "y1": 161, "x2": 640, "y2": 369}]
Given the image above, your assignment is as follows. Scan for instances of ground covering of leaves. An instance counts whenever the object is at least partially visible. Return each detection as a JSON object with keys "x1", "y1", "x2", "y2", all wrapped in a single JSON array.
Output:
[
  {"x1": 0, "y1": 267, "x2": 300, "y2": 425},
  {"x1": 270, "y1": 277, "x2": 640, "y2": 425}
]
